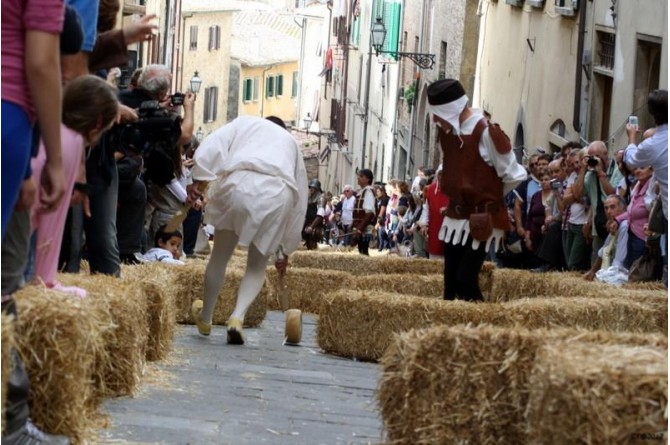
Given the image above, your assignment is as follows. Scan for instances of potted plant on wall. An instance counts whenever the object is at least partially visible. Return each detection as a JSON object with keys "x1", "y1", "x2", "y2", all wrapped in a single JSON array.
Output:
[{"x1": 404, "y1": 81, "x2": 416, "y2": 113}]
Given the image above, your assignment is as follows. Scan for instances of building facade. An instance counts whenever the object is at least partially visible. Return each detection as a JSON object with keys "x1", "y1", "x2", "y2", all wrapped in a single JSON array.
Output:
[{"x1": 476, "y1": 0, "x2": 667, "y2": 159}]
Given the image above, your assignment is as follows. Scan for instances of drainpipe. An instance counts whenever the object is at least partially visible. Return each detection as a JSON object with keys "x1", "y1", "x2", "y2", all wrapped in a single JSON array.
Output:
[
  {"x1": 573, "y1": 0, "x2": 587, "y2": 133},
  {"x1": 361, "y1": 48, "x2": 372, "y2": 171},
  {"x1": 260, "y1": 64, "x2": 274, "y2": 118},
  {"x1": 295, "y1": 16, "x2": 307, "y2": 126}
]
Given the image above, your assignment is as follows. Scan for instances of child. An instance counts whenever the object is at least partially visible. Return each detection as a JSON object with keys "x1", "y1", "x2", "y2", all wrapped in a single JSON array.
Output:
[
  {"x1": 30, "y1": 75, "x2": 119, "y2": 297},
  {"x1": 142, "y1": 226, "x2": 185, "y2": 265}
]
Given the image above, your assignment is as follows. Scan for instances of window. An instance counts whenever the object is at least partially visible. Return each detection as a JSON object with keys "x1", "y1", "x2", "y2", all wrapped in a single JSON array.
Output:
[
  {"x1": 291, "y1": 72, "x2": 298, "y2": 97},
  {"x1": 266, "y1": 76, "x2": 274, "y2": 98},
  {"x1": 350, "y1": 0, "x2": 361, "y2": 47},
  {"x1": 555, "y1": 0, "x2": 578, "y2": 16},
  {"x1": 253, "y1": 77, "x2": 260, "y2": 101},
  {"x1": 438, "y1": 41, "x2": 447, "y2": 79},
  {"x1": 243, "y1": 78, "x2": 253, "y2": 102},
  {"x1": 203, "y1": 87, "x2": 218, "y2": 122},
  {"x1": 189, "y1": 26, "x2": 198, "y2": 50},
  {"x1": 595, "y1": 30, "x2": 615, "y2": 71},
  {"x1": 372, "y1": 0, "x2": 402, "y2": 59},
  {"x1": 275, "y1": 74, "x2": 284, "y2": 96},
  {"x1": 208, "y1": 26, "x2": 221, "y2": 50}
]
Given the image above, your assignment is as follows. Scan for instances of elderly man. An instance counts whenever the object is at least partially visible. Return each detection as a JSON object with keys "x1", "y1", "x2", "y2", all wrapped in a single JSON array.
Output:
[
  {"x1": 113, "y1": 64, "x2": 196, "y2": 265},
  {"x1": 583, "y1": 194, "x2": 629, "y2": 282},
  {"x1": 572, "y1": 140, "x2": 622, "y2": 267},
  {"x1": 534, "y1": 159, "x2": 568, "y2": 271},
  {"x1": 187, "y1": 116, "x2": 307, "y2": 344},
  {"x1": 427, "y1": 79, "x2": 526, "y2": 301},
  {"x1": 339, "y1": 184, "x2": 356, "y2": 246}
]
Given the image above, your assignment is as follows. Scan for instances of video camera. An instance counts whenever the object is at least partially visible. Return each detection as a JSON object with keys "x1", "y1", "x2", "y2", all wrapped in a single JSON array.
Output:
[{"x1": 109, "y1": 100, "x2": 182, "y2": 155}]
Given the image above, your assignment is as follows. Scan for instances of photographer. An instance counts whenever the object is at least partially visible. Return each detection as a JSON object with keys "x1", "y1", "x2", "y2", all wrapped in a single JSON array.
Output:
[
  {"x1": 113, "y1": 64, "x2": 195, "y2": 262},
  {"x1": 572, "y1": 140, "x2": 622, "y2": 269}
]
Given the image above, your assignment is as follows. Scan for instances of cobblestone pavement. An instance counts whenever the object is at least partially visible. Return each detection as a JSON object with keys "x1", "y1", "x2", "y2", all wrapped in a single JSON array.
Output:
[{"x1": 96, "y1": 311, "x2": 383, "y2": 445}]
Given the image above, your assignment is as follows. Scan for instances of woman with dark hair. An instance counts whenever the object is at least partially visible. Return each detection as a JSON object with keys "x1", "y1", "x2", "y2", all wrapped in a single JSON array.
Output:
[{"x1": 523, "y1": 168, "x2": 554, "y2": 266}]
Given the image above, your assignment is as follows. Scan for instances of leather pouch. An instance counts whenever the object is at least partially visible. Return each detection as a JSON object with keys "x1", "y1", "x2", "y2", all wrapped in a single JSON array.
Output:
[{"x1": 469, "y1": 212, "x2": 493, "y2": 241}]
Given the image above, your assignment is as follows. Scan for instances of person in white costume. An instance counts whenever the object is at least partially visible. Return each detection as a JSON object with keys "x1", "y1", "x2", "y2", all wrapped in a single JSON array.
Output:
[{"x1": 186, "y1": 116, "x2": 308, "y2": 344}]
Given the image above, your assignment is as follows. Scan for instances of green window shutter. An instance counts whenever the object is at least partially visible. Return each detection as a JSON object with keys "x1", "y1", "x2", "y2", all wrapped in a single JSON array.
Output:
[
  {"x1": 243, "y1": 79, "x2": 252, "y2": 102},
  {"x1": 372, "y1": 0, "x2": 384, "y2": 21},
  {"x1": 266, "y1": 76, "x2": 274, "y2": 98},
  {"x1": 276, "y1": 75, "x2": 283, "y2": 96},
  {"x1": 383, "y1": 0, "x2": 401, "y2": 59},
  {"x1": 351, "y1": 16, "x2": 360, "y2": 47}
]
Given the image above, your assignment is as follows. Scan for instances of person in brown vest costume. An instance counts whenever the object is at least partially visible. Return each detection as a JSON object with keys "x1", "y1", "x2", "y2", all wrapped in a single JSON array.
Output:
[
  {"x1": 351, "y1": 168, "x2": 377, "y2": 255},
  {"x1": 428, "y1": 79, "x2": 526, "y2": 301},
  {"x1": 303, "y1": 178, "x2": 326, "y2": 249}
]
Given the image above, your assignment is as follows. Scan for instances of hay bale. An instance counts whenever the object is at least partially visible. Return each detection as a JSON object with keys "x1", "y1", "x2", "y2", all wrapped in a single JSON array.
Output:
[
  {"x1": 317, "y1": 291, "x2": 665, "y2": 362},
  {"x1": 378, "y1": 324, "x2": 667, "y2": 445},
  {"x1": 622, "y1": 280, "x2": 667, "y2": 291},
  {"x1": 262, "y1": 268, "x2": 352, "y2": 313},
  {"x1": 13, "y1": 286, "x2": 108, "y2": 443},
  {"x1": 171, "y1": 262, "x2": 266, "y2": 327},
  {"x1": 527, "y1": 342, "x2": 667, "y2": 444},
  {"x1": 58, "y1": 273, "x2": 148, "y2": 398},
  {"x1": 503, "y1": 297, "x2": 666, "y2": 333},
  {"x1": 121, "y1": 263, "x2": 177, "y2": 361},
  {"x1": 353, "y1": 274, "x2": 444, "y2": 298},
  {"x1": 489, "y1": 269, "x2": 667, "y2": 304},
  {"x1": 289, "y1": 250, "x2": 445, "y2": 275},
  {"x1": 1, "y1": 312, "x2": 15, "y2": 434}
]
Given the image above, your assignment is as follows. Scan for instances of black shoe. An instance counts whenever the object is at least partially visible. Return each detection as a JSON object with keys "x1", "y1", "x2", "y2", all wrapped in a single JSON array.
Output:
[{"x1": 2, "y1": 419, "x2": 70, "y2": 445}]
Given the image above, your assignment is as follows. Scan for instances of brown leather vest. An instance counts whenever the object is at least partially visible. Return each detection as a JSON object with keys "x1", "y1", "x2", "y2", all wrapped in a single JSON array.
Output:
[
  {"x1": 352, "y1": 186, "x2": 376, "y2": 231},
  {"x1": 439, "y1": 118, "x2": 510, "y2": 231}
]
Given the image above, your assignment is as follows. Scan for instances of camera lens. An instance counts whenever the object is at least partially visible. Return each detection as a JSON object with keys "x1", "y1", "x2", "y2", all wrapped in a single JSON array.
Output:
[{"x1": 587, "y1": 157, "x2": 598, "y2": 167}]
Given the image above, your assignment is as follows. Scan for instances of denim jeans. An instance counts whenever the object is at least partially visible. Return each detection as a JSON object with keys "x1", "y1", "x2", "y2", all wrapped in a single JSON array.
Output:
[
  {"x1": 84, "y1": 148, "x2": 120, "y2": 276},
  {"x1": 625, "y1": 231, "x2": 647, "y2": 270}
]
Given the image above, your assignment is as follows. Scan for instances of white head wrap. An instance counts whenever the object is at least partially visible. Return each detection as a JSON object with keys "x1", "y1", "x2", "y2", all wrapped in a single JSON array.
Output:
[{"x1": 428, "y1": 95, "x2": 469, "y2": 135}]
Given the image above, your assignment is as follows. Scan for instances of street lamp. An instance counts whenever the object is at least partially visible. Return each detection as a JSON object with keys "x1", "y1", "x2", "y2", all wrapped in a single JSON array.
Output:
[
  {"x1": 190, "y1": 71, "x2": 202, "y2": 93},
  {"x1": 303, "y1": 113, "x2": 313, "y2": 134},
  {"x1": 370, "y1": 17, "x2": 436, "y2": 70}
]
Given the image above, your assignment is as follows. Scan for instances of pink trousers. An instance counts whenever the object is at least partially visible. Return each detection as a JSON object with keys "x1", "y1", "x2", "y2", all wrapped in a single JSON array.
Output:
[{"x1": 31, "y1": 126, "x2": 84, "y2": 288}]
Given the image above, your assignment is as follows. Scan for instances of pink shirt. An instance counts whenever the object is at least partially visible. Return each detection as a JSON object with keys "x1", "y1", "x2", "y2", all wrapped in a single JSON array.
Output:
[
  {"x1": 617, "y1": 179, "x2": 651, "y2": 240},
  {"x1": 1, "y1": 0, "x2": 65, "y2": 122}
]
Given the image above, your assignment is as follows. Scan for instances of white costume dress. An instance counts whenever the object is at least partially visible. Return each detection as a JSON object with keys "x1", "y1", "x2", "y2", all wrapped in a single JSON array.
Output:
[{"x1": 191, "y1": 116, "x2": 308, "y2": 256}]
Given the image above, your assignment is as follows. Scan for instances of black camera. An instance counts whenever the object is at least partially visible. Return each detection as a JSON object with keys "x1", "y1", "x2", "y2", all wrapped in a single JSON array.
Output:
[
  {"x1": 550, "y1": 179, "x2": 561, "y2": 190},
  {"x1": 170, "y1": 92, "x2": 185, "y2": 106},
  {"x1": 587, "y1": 156, "x2": 599, "y2": 167},
  {"x1": 109, "y1": 100, "x2": 182, "y2": 155}
]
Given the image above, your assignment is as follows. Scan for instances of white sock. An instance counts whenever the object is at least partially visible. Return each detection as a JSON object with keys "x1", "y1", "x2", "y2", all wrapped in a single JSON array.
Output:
[{"x1": 230, "y1": 243, "x2": 267, "y2": 321}]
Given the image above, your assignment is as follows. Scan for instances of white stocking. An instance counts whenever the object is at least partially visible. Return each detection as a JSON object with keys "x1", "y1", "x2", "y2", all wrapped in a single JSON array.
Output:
[
  {"x1": 230, "y1": 242, "x2": 267, "y2": 321},
  {"x1": 201, "y1": 229, "x2": 238, "y2": 324}
]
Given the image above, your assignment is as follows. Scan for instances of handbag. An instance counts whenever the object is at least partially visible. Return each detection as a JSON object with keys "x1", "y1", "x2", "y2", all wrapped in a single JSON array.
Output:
[
  {"x1": 647, "y1": 196, "x2": 666, "y2": 235},
  {"x1": 628, "y1": 238, "x2": 662, "y2": 282}
]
